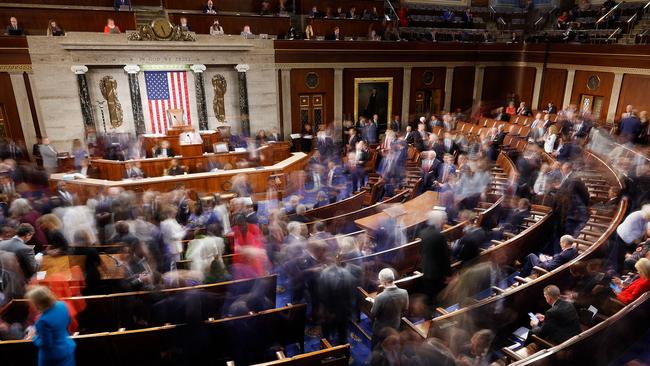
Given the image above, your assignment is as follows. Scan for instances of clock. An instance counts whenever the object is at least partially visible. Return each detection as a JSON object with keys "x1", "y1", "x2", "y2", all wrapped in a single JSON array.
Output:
[{"x1": 150, "y1": 18, "x2": 173, "y2": 39}]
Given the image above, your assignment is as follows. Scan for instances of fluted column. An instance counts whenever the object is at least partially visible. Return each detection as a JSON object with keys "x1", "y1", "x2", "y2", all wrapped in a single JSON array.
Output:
[
  {"x1": 191, "y1": 64, "x2": 209, "y2": 130},
  {"x1": 71, "y1": 65, "x2": 94, "y2": 128},
  {"x1": 235, "y1": 64, "x2": 250, "y2": 137},
  {"x1": 124, "y1": 64, "x2": 146, "y2": 135}
]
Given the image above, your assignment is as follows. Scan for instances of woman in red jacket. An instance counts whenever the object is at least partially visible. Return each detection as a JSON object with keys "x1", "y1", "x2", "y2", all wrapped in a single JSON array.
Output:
[
  {"x1": 617, "y1": 258, "x2": 650, "y2": 305},
  {"x1": 231, "y1": 213, "x2": 269, "y2": 279}
]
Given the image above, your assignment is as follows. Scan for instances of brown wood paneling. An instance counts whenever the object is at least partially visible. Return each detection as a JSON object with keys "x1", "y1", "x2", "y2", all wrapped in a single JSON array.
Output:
[
  {"x1": 6, "y1": 0, "x2": 159, "y2": 7},
  {"x1": 167, "y1": 12, "x2": 290, "y2": 36},
  {"x1": 0, "y1": 36, "x2": 30, "y2": 66},
  {"x1": 308, "y1": 18, "x2": 382, "y2": 38},
  {"x1": 297, "y1": 0, "x2": 384, "y2": 15},
  {"x1": 539, "y1": 68, "x2": 567, "y2": 109},
  {"x1": 342, "y1": 68, "x2": 403, "y2": 124},
  {"x1": 166, "y1": 0, "x2": 264, "y2": 14},
  {"x1": 0, "y1": 73, "x2": 26, "y2": 144},
  {"x1": 0, "y1": 7, "x2": 136, "y2": 35},
  {"x1": 481, "y1": 66, "x2": 536, "y2": 111},
  {"x1": 616, "y1": 74, "x2": 650, "y2": 120},
  {"x1": 570, "y1": 70, "x2": 614, "y2": 117},
  {"x1": 290, "y1": 68, "x2": 334, "y2": 133},
  {"x1": 409, "y1": 67, "x2": 446, "y2": 120},
  {"x1": 451, "y1": 66, "x2": 475, "y2": 114}
]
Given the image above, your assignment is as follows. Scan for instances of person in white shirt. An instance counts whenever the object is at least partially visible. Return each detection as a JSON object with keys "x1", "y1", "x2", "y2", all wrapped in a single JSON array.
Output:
[
  {"x1": 209, "y1": 19, "x2": 224, "y2": 35},
  {"x1": 160, "y1": 206, "x2": 186, "y2": 267},
  {"x1": 533, "y1": 163, "x2": 551, "y2": 196},
  {"x1": 543, "y1": 126, "x2": 558, "y2": 154}
]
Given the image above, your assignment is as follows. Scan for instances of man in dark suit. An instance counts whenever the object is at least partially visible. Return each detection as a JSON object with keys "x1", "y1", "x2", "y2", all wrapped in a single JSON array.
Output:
[
  {"x1": 441, "y1": 132, "x2": 460, "y2": 157},
  {"x1": 404, "y1": 125, "x2": 416, "y2": 144},
  {"x1": 124, "y1": 161, "x2": 145, "y2": 179},
  {"x1": 572, "y1": 118, "x2": 592, "y2": 139},
  {"x1": 154, "y1": 140, "x2": 174, "y2": 158},
  {"x1": 166, "y1": 158, "x2": 185, "y2": 176},
  {"x1": 544, "y1": 102, "x2": 557, "y2": 114},
  {"x1": 520, "y1": 235, "x2": 578, "y2": 276},
  {"x1": 528, "y1": 285, "x2": 581, "y2": 344},
  {"x1": 389, "y1": 115, "x2": 401, "y2": 132},
  {"x1": 326, "y1": 26, "x2": 342, "y2": 40},
  {"x1": 346, "y1": 128, "x2": 362, "y2": 152},
  {"x1": 0, "y1": 223, "x2": 37, "y2": 280},
  {"x1": 420, "y1": 151, "x2": 440, "y2": 192},
  {"x1": 114, "y1": 0, "x2": 131, "y2": 10},
  {"x1": 370, "y1": 268, "x2": 409, "y2": 347},
  {"x1": 418, "y1": 210, "x2": 451, "y2": 305},
  {"x1": 56, "y1": 182, "x2": 75, "y2": 206},
  {"x1": 489, "y1": 125, "x2": 507, "y2": 160},
  {"x1": 452, "y1": 219, "x2": 487, "y2": 263},
  {"x1": 619, "y1": 111, "x2": 642, "y2": 142},
  {"x1": 78, "y1": 158, "x2": 99, "y2": 179},
  {"x1": 316, "y1": 131, "x2": 334, "y2": 161},
  {"x1": 4, "y1": 17, "x2": 24, "y2": 36}
]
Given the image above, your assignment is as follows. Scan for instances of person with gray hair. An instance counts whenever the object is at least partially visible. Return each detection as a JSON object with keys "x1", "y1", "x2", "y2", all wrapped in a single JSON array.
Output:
[
  {"x1": 0, "y1": 223, "x2": 37, "y2": 281},
  {"x1": 369, "y1": 268, "x2": 409, "y2": 348},
  {"x1": 418, "y1": 209, "x2": 451, "y2": 306},
  {"x1": 520, "y1": 235, "x2": 577, "y2": 277},
  {"x1": 289, "y1": 204, "x2": 311, "y2": 224}
]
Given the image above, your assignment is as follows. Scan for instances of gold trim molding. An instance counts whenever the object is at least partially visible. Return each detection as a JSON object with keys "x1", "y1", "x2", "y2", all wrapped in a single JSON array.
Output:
[{"x1": 0, "y1": 64, "x2": 32, "y2": 72}]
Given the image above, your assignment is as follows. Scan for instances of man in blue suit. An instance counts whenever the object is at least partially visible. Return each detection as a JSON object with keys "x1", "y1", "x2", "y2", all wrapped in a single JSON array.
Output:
[
  {"x1": 619, "y1": 111, "x2": 641, "y2": 142},
  {"x1": 436, "y1": 153, "x2": 457, "y2": 187},
  {"x1": 520, "y1": 235, "x2": 577, "y2": 276}
]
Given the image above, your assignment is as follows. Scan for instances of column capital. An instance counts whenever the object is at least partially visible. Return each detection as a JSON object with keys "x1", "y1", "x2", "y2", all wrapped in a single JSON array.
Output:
[
  {"x1": 123, "y1": 64, "x2": 141, "y2": 74},
  {"x1": 235, "y1": 64, "x2": 250, "y2": 73},
  {"x1": 190, "y1": 64, "x2": 207, "y2": 73},
  {"x1": 71, "y1": 65, "x2": 88, "y2": 74}
]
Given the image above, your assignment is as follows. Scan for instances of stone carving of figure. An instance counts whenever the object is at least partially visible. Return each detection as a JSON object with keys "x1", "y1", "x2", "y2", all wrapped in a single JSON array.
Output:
[
  {"x1": 212, "y1": 74, "x2": 227, "y2": 122},
  {"x1": 99, "y1": 76, "x2": 123, "y2": 128}
]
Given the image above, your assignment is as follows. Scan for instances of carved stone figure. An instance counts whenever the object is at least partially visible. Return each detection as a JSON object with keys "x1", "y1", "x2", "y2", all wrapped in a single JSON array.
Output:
[
  {"x1": 99, "y1": 76, "x2": 123, "y2": 129},
  {"x1": 212, "y1": 74, "x2": 227, "y2": 122}
]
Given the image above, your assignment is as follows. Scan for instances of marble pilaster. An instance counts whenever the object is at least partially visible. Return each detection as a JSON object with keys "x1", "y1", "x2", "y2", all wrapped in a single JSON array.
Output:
[
  {"x1": 235, "y1": 64, "x2": 251, "y2": 137},
  {"x1": 191, "y1": 64, "x2": 209, "y2": 130},
  {"x1": 124, "y1": 64, "x2": 146, "y2": 135},
  {"x1": 71, "y1": 65, "x2": 94, "y2": 129}
]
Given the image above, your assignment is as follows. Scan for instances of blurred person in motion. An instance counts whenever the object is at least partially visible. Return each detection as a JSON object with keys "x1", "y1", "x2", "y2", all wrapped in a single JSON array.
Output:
[
  {"x1": 318, "y1": 259, "x2": 358, "y2": 346},
  {"x1": 369, "y1": 268, "x2": 409, "y2": 348},
  {"x1": 25, "y1": 286, "x2": 76, "y2": 366}
]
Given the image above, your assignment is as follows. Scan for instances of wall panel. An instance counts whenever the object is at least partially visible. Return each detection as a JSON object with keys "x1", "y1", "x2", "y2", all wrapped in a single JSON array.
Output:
[
  {"x1": 539, "y1": 68, "x2": 567, "y2": 109},
  {"x1": 450, "y1": 66, "x2": 475, "y2": 114},
  {"x1": 616, "y1": 74, "x2": 650, "y2": 120},
  {"x1": 0, "y1": 73, "x2": 26, "y2": 144},
  {"x1": 409, "y1": 67, "x2": 446, "y2": 120},
  {"x1": 290, "y1": 68, "x2": 334, "y2": 133},
  {"x1": 481, "y1": 66, "x2": 536, "y2": 111},
  {"x1": 570, "y1": 70, "x2": 614, "y2": 120}
]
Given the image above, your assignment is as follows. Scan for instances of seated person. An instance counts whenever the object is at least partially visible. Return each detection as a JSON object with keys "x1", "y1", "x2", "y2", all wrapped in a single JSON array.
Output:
[
  {"x1": 114, "y1": 0, "x2": 130, "y2": 11},
  {"x1": 326, "y1": 26, "x2": 342, "y2": 41},
  {"x1": 179, "y1": 17, "x2": 191, "y2": 32},
  {"x1": 4, "y1": 17, "x2": 24, "y2": 36},
  {"x1": 528, "y1": 285, "x2": 581, "y2": 344},
  {"x1": 179, "y1": 130, "x2": 203, "y2": 145},
  {"x1": 241, "y1": 25, "x2": 253, "y2": 38},
  {"x1": 493, "y1": 198, "x2": 531, "y2": 237},
  {"x1": 260, "y1": 0, "x2": 272, "y2": 15},
  {"x1": 154, "y1": 140, "x2": 174, "y2": 158},
  {"x1": 205, "y1": 156, "x2": 223, "y2": 172},
  {"x1": 520, "y1": 235, "x2": 578, "y2": 277},
  {"x1": 203, "y1": 0, "x2": 218, "y2": 14},
  {"x1": 166, "y1": 158, "x2": 185, "y2": 176},
  {"x1": 615, "y1": 257, "x2": 650, "y2": 305},
  {"x1": 210, "y1": 20, "x2": 224, "y2": 35},
  {"x1": 309, "y1": 5, "x2": 322, "y2": 18},
  {"x1": 104, "y1": 18, "x2": 121, "y2": 34},
  {"x1": 78, "y1": 158, "x2": 98, "y2": 178},
  {"x1": 47, "y1": 20, "x2": 65, "y2": 37},
  {"x1": 124, "y1": 161, "x2": 145, "y2": 179}
]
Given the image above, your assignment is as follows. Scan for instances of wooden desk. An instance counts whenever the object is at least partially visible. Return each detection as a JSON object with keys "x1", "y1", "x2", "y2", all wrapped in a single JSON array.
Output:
[
  {"x1": 91, "y1": 143, "x2": 284, "y2": 180},
  {"x1": 50, "y1": 152, "x2": 309, "y2": 202},
  {"x1": 40, "y1": 254, "x2": 127, "y2": 281},
  {"x1": 179, "y1": 143, "x2": 203, "y2": 157},
  {"x1": 355, "y1": 191, "x2": 439, "y2": 236},
  {"x1": 142, "y1": 129, "x2": 222, "y2": 158}
]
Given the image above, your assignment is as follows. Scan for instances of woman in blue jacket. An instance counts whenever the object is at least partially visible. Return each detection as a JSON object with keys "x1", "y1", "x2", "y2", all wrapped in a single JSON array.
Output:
[{"x1": 26, "y1": 286, "x2": 76, "y2": 366}]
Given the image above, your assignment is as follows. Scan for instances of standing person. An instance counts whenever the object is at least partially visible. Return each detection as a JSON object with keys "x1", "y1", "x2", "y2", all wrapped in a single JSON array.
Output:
[
  {"x1": 369, "y1": 268, "x2": 409, "y2": 348},
  {"x1": 0, "y1": 223, "x2": 37, "y2": 281},
  {"x1": 39, "y1": 137, "x2": 59, "y2": 175},
  {"x1": 418, "y1": 210, "x2": 451, "y2": 306},
  {"x1": 318, "y1": 261, "x2": 357, "y2": 346},
  {"x1": 25, "y1": 286, "x2": 76, "y2": 366}
]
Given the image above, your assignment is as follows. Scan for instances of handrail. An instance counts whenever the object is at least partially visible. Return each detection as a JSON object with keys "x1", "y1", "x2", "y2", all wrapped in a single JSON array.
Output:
[
  {"x1": 534, "y1": 15, "x2": 545, "y2": 28},
  {"x1": 596, "y1": 1, "x2": 623, "y2": 29},
  {"x1": 384, "y1": 0, "x2": 400, "y2": 22},
  {"x1": 606, "y1": 27, "x2": 621, "y2": 42},
  {"x1": 644, "y1": 0, "x2": 650, "y2": 13}
]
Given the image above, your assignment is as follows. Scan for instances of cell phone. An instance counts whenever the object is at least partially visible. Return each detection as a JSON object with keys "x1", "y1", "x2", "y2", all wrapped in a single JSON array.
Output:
[
  {"x1": 528, "y1": 312, "x2": 536, "y2": 320},
  {"x1": 610, "y1": 283, "x2": 622, "y2": 294}
]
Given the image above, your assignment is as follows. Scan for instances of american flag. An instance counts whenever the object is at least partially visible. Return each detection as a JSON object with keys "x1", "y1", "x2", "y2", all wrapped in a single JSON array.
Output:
[{"x1": 144, "y1": 70, "x2": 192, "y2": 134}]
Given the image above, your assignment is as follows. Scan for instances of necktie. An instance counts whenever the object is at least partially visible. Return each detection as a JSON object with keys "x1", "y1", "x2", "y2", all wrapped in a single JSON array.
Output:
[{"x1": 442, "y1": 165, "x2": 449, "y2": 182}]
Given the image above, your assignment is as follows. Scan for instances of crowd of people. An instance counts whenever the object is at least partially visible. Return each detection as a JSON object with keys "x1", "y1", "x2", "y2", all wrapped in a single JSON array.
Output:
[{"x1": 0, "y1": 97, "x2": 649, "y2": 365}]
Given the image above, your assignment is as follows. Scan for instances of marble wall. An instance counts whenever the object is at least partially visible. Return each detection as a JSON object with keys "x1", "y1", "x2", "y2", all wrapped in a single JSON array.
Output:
[{"x1": 26, "y1": 33, "x2": 279, "y2": 151}]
